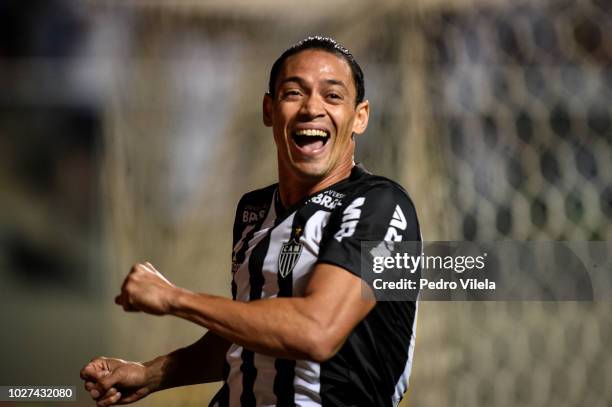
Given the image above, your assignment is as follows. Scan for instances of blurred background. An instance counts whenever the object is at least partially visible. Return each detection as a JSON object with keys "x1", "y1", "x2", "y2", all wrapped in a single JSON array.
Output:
[{"x1": 0, "y1": 0, "x2": 611, "y2": 406}]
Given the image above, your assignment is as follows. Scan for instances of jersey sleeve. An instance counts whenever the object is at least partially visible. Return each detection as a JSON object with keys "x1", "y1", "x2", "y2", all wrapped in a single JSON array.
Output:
[
  {"x1": 317, "y1": 183, "x2": 420, "y2": 278},
  {"x1": 232, "y1": 194, "x2": 247, "y2": 248}
]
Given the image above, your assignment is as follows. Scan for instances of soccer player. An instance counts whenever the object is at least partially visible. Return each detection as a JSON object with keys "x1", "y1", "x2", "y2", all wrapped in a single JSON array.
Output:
[{"x1": 81, "y1": 36, "x2": 420, "y2": 407}]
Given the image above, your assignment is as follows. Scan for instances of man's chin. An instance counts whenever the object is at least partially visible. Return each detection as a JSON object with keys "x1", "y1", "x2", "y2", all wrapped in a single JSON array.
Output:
[{"x1": 291, "y1": 163, "x2": 329, "y2": 182}]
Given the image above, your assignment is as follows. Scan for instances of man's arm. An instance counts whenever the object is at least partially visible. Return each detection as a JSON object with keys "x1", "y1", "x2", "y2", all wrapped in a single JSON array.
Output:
[
  {"x1": 81, "y1": 331, "x2": 230, "y2": 406},
  {"x1": 145, "y1": 330, "x2": 230, "y2": 389},
  {"x1": 117, "y1": 261, "x2": 375, "y2": 362}
]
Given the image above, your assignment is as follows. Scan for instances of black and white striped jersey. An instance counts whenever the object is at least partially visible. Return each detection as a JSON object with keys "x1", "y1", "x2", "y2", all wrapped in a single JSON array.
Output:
[{"x1": 210, "y1": 165, "x2": 421, "y2": 407}]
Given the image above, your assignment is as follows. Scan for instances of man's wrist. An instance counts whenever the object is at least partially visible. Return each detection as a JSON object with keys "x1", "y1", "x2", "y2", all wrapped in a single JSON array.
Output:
[
  {"x1": 167, "y1": 287, "x2": 193, "y2": 315},
  {"x1": 143, "y1": 356, "x2": 165, "y2": 392}
]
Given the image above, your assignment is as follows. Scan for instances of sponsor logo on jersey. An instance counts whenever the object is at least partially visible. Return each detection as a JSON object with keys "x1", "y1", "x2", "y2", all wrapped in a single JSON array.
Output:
[
  {"x1": 278, "y1": 239, "x2": 303, "y2": 278},
  {"x1": 310, "y1": 190, "x2": 345, "y2": 210},
  {"x1": 334, "y1": 197, "x2": 365, "y2": 242},
  {"x1": 231, "y1": 255, "x2": 240, "y2": 274},
  {"x1": 384, "y1": 205, "x2": 407, "y2": 241},
  {"x1": 242, "y1": 205, "x2": 267, "y2": 223}
]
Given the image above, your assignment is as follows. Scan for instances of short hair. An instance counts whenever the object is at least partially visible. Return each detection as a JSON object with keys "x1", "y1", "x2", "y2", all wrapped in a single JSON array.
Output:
[{"x1": 268, "y1": 36, "x2": 365, "y2": 105}]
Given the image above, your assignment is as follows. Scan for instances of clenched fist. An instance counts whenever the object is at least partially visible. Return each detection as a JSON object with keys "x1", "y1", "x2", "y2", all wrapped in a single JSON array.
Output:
[
  {"x1": 80, "y1": 357, "x2": 153, "y2": 406},
  {"x1": 115, "y1": 262, "x2": 183, "y2": 315}
]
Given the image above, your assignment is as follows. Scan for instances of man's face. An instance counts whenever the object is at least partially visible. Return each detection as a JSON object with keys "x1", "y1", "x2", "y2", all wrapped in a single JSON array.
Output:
[{"x1": 263, "y1": 49, "x2": 369, "y2": 183}]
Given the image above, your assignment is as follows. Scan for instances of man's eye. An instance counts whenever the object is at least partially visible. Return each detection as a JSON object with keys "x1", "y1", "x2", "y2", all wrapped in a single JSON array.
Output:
[
  {"x1": 327, "y1": 93, "x2": 341, "y2": 99},
  {"x1": 284, "y1": 90, "x2": 301, "y2": 97}
]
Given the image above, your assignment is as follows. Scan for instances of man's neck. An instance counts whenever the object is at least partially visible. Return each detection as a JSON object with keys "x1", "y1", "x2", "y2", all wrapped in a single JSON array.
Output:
[{"x1": 278, "y1": 162, "x2": 354, "y2": 208}]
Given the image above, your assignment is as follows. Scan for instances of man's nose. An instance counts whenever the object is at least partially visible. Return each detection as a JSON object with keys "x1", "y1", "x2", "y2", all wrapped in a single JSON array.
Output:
[{"x1": 299, "y1": 95, "x2": 325, "y2": 119}]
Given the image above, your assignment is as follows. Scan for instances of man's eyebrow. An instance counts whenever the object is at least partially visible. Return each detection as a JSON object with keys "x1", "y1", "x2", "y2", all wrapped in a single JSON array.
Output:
[
  {"x1": 278, "y1": 77, "x2": 349, "y2": 91},
  {"x1": 324, "y1": 79, "x2": 349, "y2": 90},
  {"x1": 279, "y1": 76, "x2": 306, "y2": 87}
]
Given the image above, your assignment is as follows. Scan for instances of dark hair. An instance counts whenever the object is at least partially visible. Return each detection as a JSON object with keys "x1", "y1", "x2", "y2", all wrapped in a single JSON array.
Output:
[{"x1": 268, "y1": 36, "x2": 365, "y2": 105}]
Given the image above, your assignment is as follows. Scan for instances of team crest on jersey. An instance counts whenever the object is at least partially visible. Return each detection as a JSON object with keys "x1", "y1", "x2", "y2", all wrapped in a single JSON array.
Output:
[{"x1": 278, "y1": 238, "x2": 303, "y2": 278}]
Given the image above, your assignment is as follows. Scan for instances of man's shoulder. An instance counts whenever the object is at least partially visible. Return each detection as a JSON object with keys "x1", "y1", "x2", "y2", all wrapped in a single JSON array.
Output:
[
  {"x1": 342, "y1": 168, "x2": 414, "y2": 208},
  {"x1": 233, "y1": 183, "x2": 277, "y2": 224},
  {"x1": 358, "y1": 173, "x2": 409, "y2": 195},
  {"x1": 239, "y1": 183, "x2": 277, "y2": 205},
  {"x1": 337, "y1": 168, "x2": 420, "y2": 236}
]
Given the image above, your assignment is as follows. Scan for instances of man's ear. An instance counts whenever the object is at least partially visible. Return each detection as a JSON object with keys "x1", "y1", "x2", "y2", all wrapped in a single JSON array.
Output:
[
  {"x1": 263, "y1": 93, "x2": 273, "y2": 127},
  {"x1": 352, "y1": 100, "x2": 370, "y2": 135}
]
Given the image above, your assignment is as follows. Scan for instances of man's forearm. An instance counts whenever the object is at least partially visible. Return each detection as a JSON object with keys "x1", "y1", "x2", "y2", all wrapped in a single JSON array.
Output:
[
  {"x1": 168, "y1": 270, "x2": 373, "y2": 363},
  {"x1": 170, "y1": 290, "x2": 329, "y2": 361},
  {"x1": 145, "y1": 331, "x2": 231, "y2": 392}
]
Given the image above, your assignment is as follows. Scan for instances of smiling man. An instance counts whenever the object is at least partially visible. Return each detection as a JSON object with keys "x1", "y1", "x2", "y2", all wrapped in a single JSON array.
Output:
[{"x1": 80, "y1": 36, "x2": 421, "y2": 407}]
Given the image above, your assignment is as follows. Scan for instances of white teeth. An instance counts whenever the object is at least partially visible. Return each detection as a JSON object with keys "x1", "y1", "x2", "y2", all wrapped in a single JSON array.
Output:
[{"x1": 294, "y1": 129, "x2": 328, "y2": 137}]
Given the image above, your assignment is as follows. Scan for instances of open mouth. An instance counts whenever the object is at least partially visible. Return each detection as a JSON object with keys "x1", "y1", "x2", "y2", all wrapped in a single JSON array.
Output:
[{"x1": 291, "y1": 129, "x2": 330, "y2": 153}]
